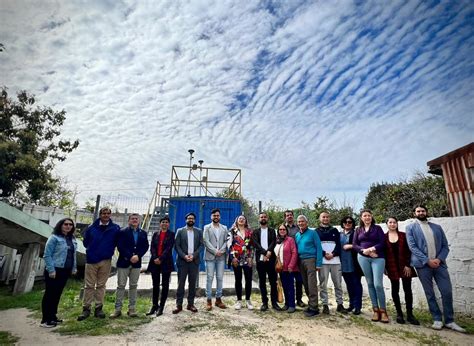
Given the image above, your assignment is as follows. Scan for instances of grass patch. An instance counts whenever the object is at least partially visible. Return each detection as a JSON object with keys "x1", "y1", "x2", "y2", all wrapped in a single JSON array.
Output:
[
  {"x1": 386, "y1": 305, "x2": 474, "y2": 335},
  {"x1": 178, "y1": 322, "x2": 211, "y2": 333},
  {"x1": 0, "y1": 278, "x2": 152, "y2": 337},
  {"x1": 0, "y1": 283, "x2": 45, "y2": 311},
  {"x1": 349, "y1": 315, "x2": 447, "y2": 345},
  {"x1": 0, "y1": 331, "x2": 20, "y2": 345}
]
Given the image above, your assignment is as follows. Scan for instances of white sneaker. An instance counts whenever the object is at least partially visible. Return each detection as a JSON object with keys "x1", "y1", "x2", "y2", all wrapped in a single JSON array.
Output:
[
  {"x1": 246, "y1": 300, "x2": 254, "y2": 310},
  {"x1": 234, "y1": 301, "x2": 242, "y2": 310},
  {"x1": 445, "y1": 322, "x2": 466, "y2": 333},
  {"x1": 431, "y1": 321, "x2": 443, "y2": 330}
]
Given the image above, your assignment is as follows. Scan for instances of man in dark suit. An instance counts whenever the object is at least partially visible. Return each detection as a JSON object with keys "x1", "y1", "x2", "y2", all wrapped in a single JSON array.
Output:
[
  {"x1": 110, "y1": 213, "x2": 149, "y2": 318},
  {"x1": 173, "y1": 212, "x2": 203, "y2": 314},
  {"x1": 251, "y1": 212, "x2": 281, "y2": 311}
]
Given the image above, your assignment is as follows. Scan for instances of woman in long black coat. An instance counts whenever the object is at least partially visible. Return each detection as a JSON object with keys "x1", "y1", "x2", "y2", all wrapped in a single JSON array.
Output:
[{"x1": 146, "y1": 216, "x2": 175, "y2": 316}]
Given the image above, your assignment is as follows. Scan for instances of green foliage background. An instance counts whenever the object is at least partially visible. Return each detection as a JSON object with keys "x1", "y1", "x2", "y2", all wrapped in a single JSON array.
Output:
[{"x1": 0, "y1": 88, "x2": 79, "y2": 207}]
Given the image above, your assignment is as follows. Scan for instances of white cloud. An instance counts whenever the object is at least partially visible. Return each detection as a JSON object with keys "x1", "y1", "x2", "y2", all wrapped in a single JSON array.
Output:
[{"x1": 1, "y1": 0, "x2": 473, "y2": 214}]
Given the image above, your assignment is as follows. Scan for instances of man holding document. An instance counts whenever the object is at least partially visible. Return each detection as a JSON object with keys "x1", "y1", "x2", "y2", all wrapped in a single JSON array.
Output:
[{"x1": 316, "y1": 211, "x2": 347, "y2": 314}]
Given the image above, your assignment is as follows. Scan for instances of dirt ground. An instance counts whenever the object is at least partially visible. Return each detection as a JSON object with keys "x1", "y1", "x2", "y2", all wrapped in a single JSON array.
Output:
[{"x1": 1, "y1": 300, "x2": 473, "y2": 345}]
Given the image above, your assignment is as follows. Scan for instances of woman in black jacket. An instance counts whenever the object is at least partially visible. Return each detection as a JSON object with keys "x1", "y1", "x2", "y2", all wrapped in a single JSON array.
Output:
[{"x1": 146, "y1": 216, "x2": 175, "y2": 316}]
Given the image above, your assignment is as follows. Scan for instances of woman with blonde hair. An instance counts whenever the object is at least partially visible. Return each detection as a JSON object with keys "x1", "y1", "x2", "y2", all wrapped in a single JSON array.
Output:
[{"x1": 227, "y1": 215, "x2": 254, "y2": 310}]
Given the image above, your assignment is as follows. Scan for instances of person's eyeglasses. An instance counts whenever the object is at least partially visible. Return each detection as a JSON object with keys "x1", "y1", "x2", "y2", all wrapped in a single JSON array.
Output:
[
  {"x1": 344, "y1": 221, "x2": 353, "y2": 224},
  {"x1": 278, "y1": 228, "x2": 287, "y2": 231},
  {"x1": 63, "y1": 223, "x2": 73, "y2": 226}
]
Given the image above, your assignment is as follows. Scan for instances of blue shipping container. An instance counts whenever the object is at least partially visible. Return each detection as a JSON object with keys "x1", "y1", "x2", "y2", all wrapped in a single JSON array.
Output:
[{"x1": 168, "y1": 196, "x2": 242, "y2": 271}]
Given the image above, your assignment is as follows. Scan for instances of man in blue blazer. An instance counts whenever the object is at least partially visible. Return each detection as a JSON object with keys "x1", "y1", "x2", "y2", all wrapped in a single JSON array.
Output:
[
  {"x1": 110, "y1": 213, "x2": 149, "y2": 318},
  {"x1": 406, "y1": 205, "x2": 465, "y2": 333}
]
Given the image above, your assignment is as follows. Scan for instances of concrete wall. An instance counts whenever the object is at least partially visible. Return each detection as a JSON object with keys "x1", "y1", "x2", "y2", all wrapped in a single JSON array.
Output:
[
  {"x1": 394, "y1": 216, "x2": 474, "y2": 315},
  {"x1": 21, "y1": 204, "x2": 130, "y2": 228},
  {"x1": 21, "y1": 204, "x2": 94, "y2": 228}
]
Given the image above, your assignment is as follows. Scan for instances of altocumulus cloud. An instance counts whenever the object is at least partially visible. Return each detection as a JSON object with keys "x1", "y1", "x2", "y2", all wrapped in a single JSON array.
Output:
[{"x1": 1, "y1": 0, "x2": 473, "y2": 209}]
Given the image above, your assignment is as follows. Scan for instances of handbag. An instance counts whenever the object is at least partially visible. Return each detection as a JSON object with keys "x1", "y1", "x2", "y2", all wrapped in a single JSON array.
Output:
[
  {"x1": 275, "y1": 244, "x2": 283, "y2": 273},
  {"x1": 277, "y1": 277, "x2": 284, "y2": 303}
]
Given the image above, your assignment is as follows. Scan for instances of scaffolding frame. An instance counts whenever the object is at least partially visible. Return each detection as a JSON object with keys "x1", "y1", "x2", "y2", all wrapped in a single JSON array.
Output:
[
  {"x1": 142, "y1": 165, "x2": 241, "y2": 232},
  {"x1": 170, "y1": 165, "x2": 241, "y2": 198}
]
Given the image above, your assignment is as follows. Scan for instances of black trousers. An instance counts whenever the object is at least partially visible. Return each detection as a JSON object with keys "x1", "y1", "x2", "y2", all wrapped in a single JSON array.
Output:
[
  {"x1": 233, "y1": 265, "x2": 253, "y2": 301},
  {"x1": 390, "y1": 278, "x2": 414, "y2": 314},
  {"x1": 41, "y1": 268, "x2": 70, "y2": 323},
  {"x1": 151, "y1": 266, "x2": 171, "y2": 309},
  {"x1": 176, "y1": 262, "x2": 199, "y2": 306},
  {"x1": 294, "y1": 271, "x2": 303, "y2": 302},
  {"x1": 256, "y1": 259, "x2": 278, "y2": 305}
]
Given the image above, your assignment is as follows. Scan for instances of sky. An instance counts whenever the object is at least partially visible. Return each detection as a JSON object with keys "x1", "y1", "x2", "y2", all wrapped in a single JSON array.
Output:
[{"x1": 1, "y1": 0, "x2": 473, "y2": 212}]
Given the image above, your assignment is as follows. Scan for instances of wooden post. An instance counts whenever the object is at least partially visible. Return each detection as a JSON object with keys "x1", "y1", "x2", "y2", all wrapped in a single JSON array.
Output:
[{"x1": 13, "y1": 243, "x2": 40, "y2": 294}]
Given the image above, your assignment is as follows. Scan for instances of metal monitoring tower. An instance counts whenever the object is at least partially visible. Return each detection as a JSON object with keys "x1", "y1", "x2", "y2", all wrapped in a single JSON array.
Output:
[
  {"x1": 142, "y1": 150, "x2": 242, "y2": 232},
  {"x1": 170, "y1": 163, "x2": 241, "y2": 198}
]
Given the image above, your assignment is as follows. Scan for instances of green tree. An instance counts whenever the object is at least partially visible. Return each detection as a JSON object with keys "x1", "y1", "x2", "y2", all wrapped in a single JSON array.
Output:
[
  {"x1": 292, "y1": 196, "x2": 356, "y2": 228},
  {"x1": 216, "y1": 188, "x2": 259, "y2": 228},
  {"x1": 364, "y1": 172, "x2": 448, "y2": 222},
  {"x1": 0, "y1": 88, "x2": 79, "y2": 205},
  {"x1": 261, "y1": 196, "x2": 357, "y2": 229},
  {"x1": 263, "y1": 201, "x2": 285, "y2": 229}
]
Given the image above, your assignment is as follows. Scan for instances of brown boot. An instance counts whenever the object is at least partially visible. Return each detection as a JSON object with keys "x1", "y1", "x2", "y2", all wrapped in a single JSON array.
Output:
[
  {"x1": 206, "y1": 299, "x2": 213, "y2": 311},
  {"x1": 379, "y1": 308, "x2": 389, "y2": 323},
  {"x1": 372, "y1": 307, "x2": 380, "y2": 322},
  {"x1": 172, "y1": 305, "x2": 183, "y2": 314},
  {"x1": 215, "y1": 298, "x2": 227, "y2": 309}
]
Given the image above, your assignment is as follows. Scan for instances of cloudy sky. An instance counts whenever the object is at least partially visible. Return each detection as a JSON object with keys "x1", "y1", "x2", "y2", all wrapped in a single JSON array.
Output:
[{"x1": 1, "y1": 0, "x2": 473, "y2": 211}]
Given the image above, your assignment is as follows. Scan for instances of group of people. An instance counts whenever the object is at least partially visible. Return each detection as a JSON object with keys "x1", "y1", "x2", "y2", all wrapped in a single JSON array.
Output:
[{"x1": 40, "y1": 205, "x2": 466, "y2": 334}]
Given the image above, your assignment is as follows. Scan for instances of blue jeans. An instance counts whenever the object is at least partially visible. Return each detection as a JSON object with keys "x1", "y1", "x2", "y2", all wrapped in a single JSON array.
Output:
[
  {"x1": 342, "y1": 271, "x2": 363, "y2": 310},
  {"x1": 206, "y1": 259, "x2": 225, "y2": 299},
  {"x1": 357, "y1": 255, "x2": 386, "y2": 309},
  {"x1": 280, "y1": 272, "x2": 296, "y2": 308},
  {"x1": 416, "y1": 265, "x2": 454, "y2": 324}
]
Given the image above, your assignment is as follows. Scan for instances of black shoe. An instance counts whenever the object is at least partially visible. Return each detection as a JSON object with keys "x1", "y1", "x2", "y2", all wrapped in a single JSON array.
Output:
[
  {"x1": 146, "y1": 305, "x2": 158, "y2": 316},
  {"x1": 156, "y1": 309, "x2": 164, "y2": 317},
  {"x1": 94, "y1": 305, "x2": 105, "y2": 319},
  {"x1": 287, "y1": 307, "x2": 296, "y2": 313},
  {"x1": 272, "y1": 303, "x2": 283, "y2": 311},
  {"x1": 52, "y1": 317, "x2": 63, "y2": 324},
  {"x1": 260, "y1": 304, "x2": 269, "y2": 312},
  {"x1": 40, "y1": 321, "x2": 57, "y2": 328},
  {"x1": 304, "y1": 308, "x2": 320, "y2": 317},
  {"x1": 297, "y1": 300, "x2": 307, "y2": 308},
  {"x1": 77, "y1": 308, "x2": 91, "y2": 321},
  {"x1": 346, "y1": 305, "x2": 354, "y2": 313},
  {"x1": 336, "y1": 304, "x2": 348, "y2": 314},
  {"x1": 406, "y1": 314, "x2": 420, "y2": 325},
  {"x1": 353, "y1": 308, "x2": 361, "y2": 315},
  {"x1": 283, "y1": 305, "x2": 289, "y2": 311},
  {"x1": 322, "y1": 305, "x2": 330, "y2": 314},
  {"x1": 396, "y1": 314, "x2": 406, "y2": 324}
]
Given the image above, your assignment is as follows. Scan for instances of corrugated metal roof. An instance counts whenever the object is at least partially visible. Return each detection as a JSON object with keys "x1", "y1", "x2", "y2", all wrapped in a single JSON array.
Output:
[{"x1": 428, "y1": 143, "x2": 474, "y2": 216}]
